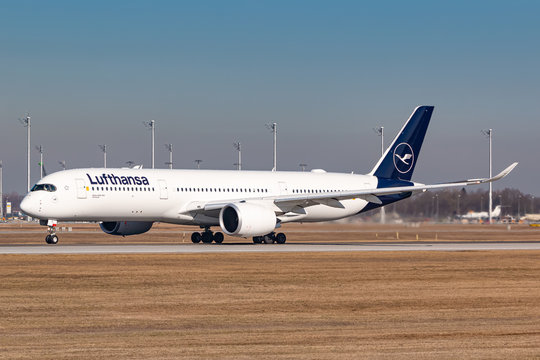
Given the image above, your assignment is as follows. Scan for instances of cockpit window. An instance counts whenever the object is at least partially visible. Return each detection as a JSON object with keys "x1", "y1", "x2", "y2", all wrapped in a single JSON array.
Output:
[{"x1": 31, "y1": 184, "x2": 57, "y2": 192}]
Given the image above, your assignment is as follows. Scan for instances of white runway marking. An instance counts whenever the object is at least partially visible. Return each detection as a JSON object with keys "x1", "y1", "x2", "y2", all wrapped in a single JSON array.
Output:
[{"x1": 1, "y1": 242, "x2": 540, "y2": 254}]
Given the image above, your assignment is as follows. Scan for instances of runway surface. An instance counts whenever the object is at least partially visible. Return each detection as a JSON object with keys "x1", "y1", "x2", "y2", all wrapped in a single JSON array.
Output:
[{"x1": 1, "y1": 242, "x2": 540, "y2": 254}]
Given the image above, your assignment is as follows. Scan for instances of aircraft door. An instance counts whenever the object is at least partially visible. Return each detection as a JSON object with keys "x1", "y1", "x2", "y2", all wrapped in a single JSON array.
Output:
[
  {"x1": 75, "y1": 179, "x2": 87, "y2": 199},
  {"x1": 158, "y1": 179, "x2": 168, "y2": 199}
]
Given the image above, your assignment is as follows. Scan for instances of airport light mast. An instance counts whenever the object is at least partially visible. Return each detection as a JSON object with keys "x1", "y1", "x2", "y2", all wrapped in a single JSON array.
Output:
[
  {"x1": 482, "y1": 129, "x2": 493, "y2": 223},
  {"x1": 194, "y1": 159, "x2": 202, "y2": 169},
  {"x1": 35, "y1": 145, "x2": 44, "y2": 179},
  {"x1": 233, "y1": 142, "x2": 242, "y2": 170},
  {"x1": 374, "y1": 126, "x2": 386, "y2": 224},
  {"x1": 58, "y1": 161, "x2": 66, "y2": 171},
  {"x1": 19, "y1": 114, "x2": 31, "y2": 193},
  {"x1": 165, "y1": 144, "x2": 173, "y2": 169},
  {"x1": 99, "y1": 145, "x2": 107, "y2": 168},
  {"x1": 143, "y1": 120, "x2": 155, "y2": 169},
  {"x1": 299, "y1": 163, "x2": 307, "y2": 172},
  {"x1": 265, "y1": 123, "x2": 277, "y2": 171}
]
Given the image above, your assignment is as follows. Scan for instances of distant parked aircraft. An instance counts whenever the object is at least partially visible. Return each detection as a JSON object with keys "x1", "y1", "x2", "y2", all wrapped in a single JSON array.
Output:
[{"x1": 461, "y1": 205, "x2": 502, "y2": 220}]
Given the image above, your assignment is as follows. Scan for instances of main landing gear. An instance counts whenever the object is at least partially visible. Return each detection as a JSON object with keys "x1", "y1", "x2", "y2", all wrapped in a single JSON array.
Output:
[
  {"x1": 191, "y1": 228, "x2": 224, "y2": 244},
  {"x1": 253, "y1": 232, "x2": 286, "y2": 244}
]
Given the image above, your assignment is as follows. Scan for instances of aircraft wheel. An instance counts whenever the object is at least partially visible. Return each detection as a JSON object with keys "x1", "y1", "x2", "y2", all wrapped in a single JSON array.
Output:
[
  {"x1": 263, "y1": 235, "x2": 274, "y2": 244},
  {"x1": 45, "y1": 235, "x2": 51, "y2": 244},
  {"x1": 191, "y1": 232, "x2": 202, "y2": 243},
  {"x1": 201, "y1": 232, "x2": 213, "y2": 244},
  {"x1": 50, "y1": 235, "x2": 58, "y2": 244},
  {"x1": 276, "y1": 233, "x2": 286, "y2": 244},
  {"x1": 213, "y1": 232, "x2": 224, "y2": 244},
  {"x1": 253, "y1": 236, "x2": 262, "y2": 244}
]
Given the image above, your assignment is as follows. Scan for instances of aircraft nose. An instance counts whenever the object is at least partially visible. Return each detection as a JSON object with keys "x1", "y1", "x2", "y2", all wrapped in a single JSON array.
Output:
[{"x1": 20, "y1": 195, "x2": 38, "y2": 217}]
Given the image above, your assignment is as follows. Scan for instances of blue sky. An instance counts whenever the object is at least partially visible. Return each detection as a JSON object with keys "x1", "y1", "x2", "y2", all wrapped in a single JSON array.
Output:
[{"x1": 1, "y1": 1, "x2": 539, "y2": 195}]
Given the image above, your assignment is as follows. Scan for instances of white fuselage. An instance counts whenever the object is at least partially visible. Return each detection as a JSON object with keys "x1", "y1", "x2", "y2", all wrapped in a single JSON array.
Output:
[{"x1": 21, "y1": 168, "x2": 378, "y2": 225}]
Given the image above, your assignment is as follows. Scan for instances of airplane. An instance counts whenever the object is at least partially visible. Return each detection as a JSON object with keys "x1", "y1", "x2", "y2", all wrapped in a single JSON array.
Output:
[
  {"x1": 20, "y1": 106, "x2": 518, "y2": 245},
  {"x1": 460, "y1": 205, "x2": 502, "y2": 220}
]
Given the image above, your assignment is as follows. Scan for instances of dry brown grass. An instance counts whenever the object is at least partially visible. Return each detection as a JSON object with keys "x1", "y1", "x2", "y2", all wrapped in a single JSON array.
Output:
[{"x1": 1, "y1": 250, "x2": 539, "y2": 359}]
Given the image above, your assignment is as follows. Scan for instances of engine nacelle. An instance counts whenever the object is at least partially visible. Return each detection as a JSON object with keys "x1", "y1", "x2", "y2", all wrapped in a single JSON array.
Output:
[
  {"x1": 219, "y1": 202, "x2": 277, "y2": 237},
  {"x1": 100, "y1": 221, "x2": 153, "y2": 236}
]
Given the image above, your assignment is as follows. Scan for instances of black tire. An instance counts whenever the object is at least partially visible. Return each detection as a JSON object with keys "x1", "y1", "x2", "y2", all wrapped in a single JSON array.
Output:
[
  {"x1": 201, "y1": 232, "x2": 213, "y2": 243},
  {"x1": 253, "y1": 236, "x2": 262, "y2": 244},
  {"x1": 276, "y1": 233, "x2": 286, "y2": 244},
  {"x1": 45, "y1": 235, "x2": 51, "y2": 244},
  {"x1": 191, "y1": 232, "x2": 202, "y2": 243},
  {"x1": 50, "y1": 235, "x2": 59, "y2": 245},
  {"x1": 263, "y1": 235, "x2": 274, "y2": 244},
  {"x1": 213, "y1": 232, "x2": 224, "y2": 244}
]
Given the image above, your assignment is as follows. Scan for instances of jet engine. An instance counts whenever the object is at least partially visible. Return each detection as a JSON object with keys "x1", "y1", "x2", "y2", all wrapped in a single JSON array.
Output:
[
  {"x1": 100, "y1": 221, "x2": 153, "y2": 236},
  {"x1": 219, "y1": 202, "x2": 277, "y2": 237}
]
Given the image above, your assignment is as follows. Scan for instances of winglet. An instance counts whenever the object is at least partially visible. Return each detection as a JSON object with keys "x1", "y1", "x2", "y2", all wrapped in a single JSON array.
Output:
[
  {"x1": 490, "y1": 162, "x2": 518, "y2": 182},
  {"x1": 468, "y1": 162, "x2": 518, "y2": 184}
]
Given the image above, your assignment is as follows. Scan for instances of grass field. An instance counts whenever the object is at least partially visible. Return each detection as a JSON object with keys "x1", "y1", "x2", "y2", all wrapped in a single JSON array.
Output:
[{"x1": 1, "y1": 223, "x2": 539, "y2": 359}]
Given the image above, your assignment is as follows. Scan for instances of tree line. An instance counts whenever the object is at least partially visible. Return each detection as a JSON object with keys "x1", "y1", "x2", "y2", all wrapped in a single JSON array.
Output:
[{"x1": 383, "y1": 188, "x2": 537, "y2": 221}]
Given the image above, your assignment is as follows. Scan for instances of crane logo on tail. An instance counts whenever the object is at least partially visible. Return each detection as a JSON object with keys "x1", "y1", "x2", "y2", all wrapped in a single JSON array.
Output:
[{"x1": 393, "y1": 143, "x2": 414, "y2": 174}]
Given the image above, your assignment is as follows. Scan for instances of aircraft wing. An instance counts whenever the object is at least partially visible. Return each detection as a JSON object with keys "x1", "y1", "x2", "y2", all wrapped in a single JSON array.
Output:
[{"x1": 185, "y1": 162, "x2": 517, "y2": 214}]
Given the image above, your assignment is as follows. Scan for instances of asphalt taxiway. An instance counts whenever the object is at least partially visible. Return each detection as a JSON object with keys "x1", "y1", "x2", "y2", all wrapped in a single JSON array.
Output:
[{"x1": 1, "y1": 242, "x2": 540, "y2": 254}]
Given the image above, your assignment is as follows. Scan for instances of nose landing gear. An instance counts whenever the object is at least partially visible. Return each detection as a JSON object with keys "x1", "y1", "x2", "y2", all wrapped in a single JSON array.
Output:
[
  {"x1": 45, "y1": 233, "x2": 58, "y2": 244},
  {"x1": 42, "y1": 220, "x2": 59, "y2": 245}
]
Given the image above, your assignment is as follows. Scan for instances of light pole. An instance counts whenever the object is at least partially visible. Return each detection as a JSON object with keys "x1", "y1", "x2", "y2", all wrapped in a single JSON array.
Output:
[
  {"x1": 482, "y1": 129, "x2": 493, "y2": 223},
  {"x1": 499, "y1": 194, "x2": 503, "y2": 220},
  {"x1": 374, "y1": 126, "x2": 386, "y2": 224},
  {"x1": 233, "y1": 142, "x2": 242, "y2": 170},
  {"x1": 19, "y1": 114, "x2": 31, "y2": 193},
  {"x1": 165, "y1": 144, "x2": 173, "y2": 169},
  {"x1": 435, "y1": 193, "x2": 439, "y2": 222},
  {"x1": 99, "y1": 145, "x2": 107, "y2": 168},
  {"x1": 143, "y1": 120, "x2": 156, "y2": 168},
  {"x1": 58, "y1": 161, "x2": 66, "y2": 170},
  {"x1": 299, "y1": 163, "x2": 307, "y2": 172},
  {"x1": 194, "y1": 159, "x2": 202, "y2": 169},
  {"x1": 35, "y1": 145, "x2": 43, "y2": 179},
  {"x1": 265, "y1": 123, "x2": 277, "y2": 171},
  {"x1": 480, "y1": 195, "x2": 484, "y2": 213},
  {"x1": 517, "y1": 195, "x2": 521, "y2": 219},
  {"x1": 457, "y1": 194, "x2": 461, "y2": 220}
]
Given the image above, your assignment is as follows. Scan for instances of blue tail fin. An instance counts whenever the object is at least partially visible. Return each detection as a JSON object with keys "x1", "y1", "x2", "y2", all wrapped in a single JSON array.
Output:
[{"x1": 370, "y1": 106, "x2": 434, "y2": 181}]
